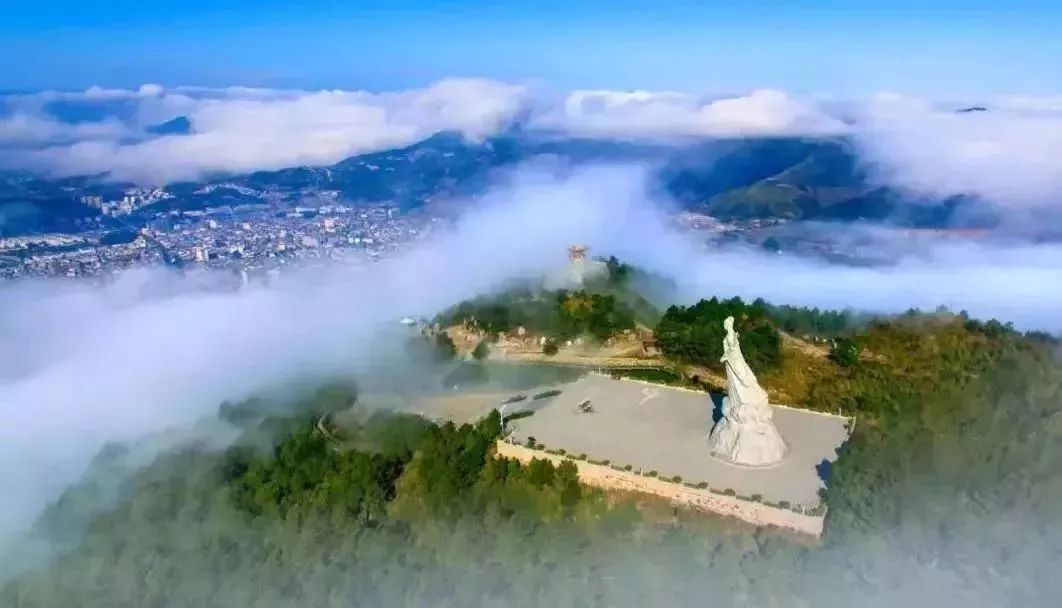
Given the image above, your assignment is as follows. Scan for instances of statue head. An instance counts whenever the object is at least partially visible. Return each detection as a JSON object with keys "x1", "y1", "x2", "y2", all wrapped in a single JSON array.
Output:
[{"x1": 723, "y1": 316, "x2": 734, "y2": 332}]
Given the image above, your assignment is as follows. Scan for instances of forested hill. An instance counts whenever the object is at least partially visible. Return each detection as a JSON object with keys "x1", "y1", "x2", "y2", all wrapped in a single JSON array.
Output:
[
  {"x1": 218, "y1": 134, "x2": 986, "y2": 225},
  {"x1": 3, "y1": 302, "x2": 1061, "y2": 606},
  {"x1": 2, "y1": 134, "x2": 991, "y2": 237},
  {"x1": 433, "y1": 256, "x2": 665, "y2": 342}
]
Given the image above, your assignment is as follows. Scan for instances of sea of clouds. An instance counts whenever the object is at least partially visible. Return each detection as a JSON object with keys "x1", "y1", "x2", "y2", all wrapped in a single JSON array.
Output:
[
  {"x1": 2, "y1": 76, "x2": 1062, "y2": 567},
  {"x1": 2, "y1": 80, "x2": 1062, "y2": 212},
  {"x1": 3, "y1": 162, "x2": 1062, "y2": 554}
]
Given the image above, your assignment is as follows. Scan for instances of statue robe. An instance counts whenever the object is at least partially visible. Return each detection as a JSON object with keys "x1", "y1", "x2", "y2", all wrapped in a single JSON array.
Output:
[{"x1": 708, "y1": 329, "x2": 787, "y2": 466}]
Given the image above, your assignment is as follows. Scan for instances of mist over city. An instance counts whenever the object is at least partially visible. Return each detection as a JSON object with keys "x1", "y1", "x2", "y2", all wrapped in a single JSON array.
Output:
[{"x1": 1, "y1": 2, "x2": 1061, "y2": 607}]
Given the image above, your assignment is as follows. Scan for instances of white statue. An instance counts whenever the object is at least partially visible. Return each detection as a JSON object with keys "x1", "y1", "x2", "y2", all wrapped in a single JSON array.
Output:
[{"x1": 707, "y1": 316, "x2": 788, "y2": 466}]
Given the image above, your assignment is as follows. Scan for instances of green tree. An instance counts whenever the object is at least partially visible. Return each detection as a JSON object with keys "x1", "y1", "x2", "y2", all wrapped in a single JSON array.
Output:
[
  {"x1": 655, "y1": 297, "x2": 781, "y2": 372},
  {"x1": 543, "y1": 339, "x2": 559, "y2": 356},
  {"x1": 472, "y1": 339, "x2": 490, "y2": 361},
  {"x1": 7, "y1": 313, "x2": 1062, "y2": 608},
  {"x1": 604, "y1": 255, "x2": 632, "y2": 286},
  {"x1": 829, "y1": 337, "x2": 859, "y2": 368},
  {"x1": 433, "y1": 332, "x2": 457, "y2": 361}
]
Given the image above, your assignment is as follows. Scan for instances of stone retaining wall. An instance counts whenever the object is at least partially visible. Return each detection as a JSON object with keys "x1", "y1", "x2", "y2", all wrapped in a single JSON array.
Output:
[{"x1": 496, "y1": 441, "x2": 826, "y2": 537}]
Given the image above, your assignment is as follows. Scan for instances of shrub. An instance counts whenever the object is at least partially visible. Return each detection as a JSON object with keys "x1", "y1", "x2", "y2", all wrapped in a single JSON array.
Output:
[
  {"x1": 751, "y1": 493, "x2": 763, "y2": 502},
  {"x1": 672, "y1": 475, "x2": 683, "y2": 483},
  {"x1": 577, "y1": 453, "x2": 588, "y2": 461},
  {"x1": 433, "y1": 332, "x2": 457, "y2": 360},
  {"x1": 647, "y1": 470, "x2": 658, "y2": 478},
  {"x1": 600, "y1": 459, "x2": 610, "y2": 466},
  {"x1": 829, "y1": 337, "x2": 860, "y2": 368},
  {"x1": 623, "y1": 464, "x2": 633, "y2": 471},
  {"x1": 696, "y1": 481, "x2": 709, "y2": 489},
  {"x1": 524, "y1": 436, "x2": 536, "y2": 448},
  {"x1": 543, "y1": 339, "x2": 559, "y2": 356},
  {"x1": 532, "y1": 389, "x2": 562, "y2": 400},
  {"x1": 506, "y1": 410, "x2": 535, "y2": 423},
  {"x1": 556, "y1": 448, "x2": 566, "y2": 455},
  {"x1": 472, "y1": 339, "x2": 490, "y2": 361},
  {"x1": 778, "y1": 500, "x2": 791, "y2": 509},
  {"x1": 723, "y1": 488, "x2": 736, "y2": 496}
]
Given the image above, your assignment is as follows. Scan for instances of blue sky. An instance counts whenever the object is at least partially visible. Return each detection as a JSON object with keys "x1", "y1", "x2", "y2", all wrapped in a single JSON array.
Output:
[{"x1": 2, "y1": 0, "x2": 1061, "y2": 96}]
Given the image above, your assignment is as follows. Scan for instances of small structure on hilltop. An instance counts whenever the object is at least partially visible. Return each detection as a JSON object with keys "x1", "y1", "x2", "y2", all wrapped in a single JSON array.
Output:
[
  {"x1": 568, "y1": 245, "x2": 588, "y2": 263},
  {"x1": 707, "y1": 316, "x2": 788, "y2": 467},
  {"x1": 640, "y1": 330, "x2": 659, "y2": 356},
  {"x1": 545, "y1": 245, "x2": 607, "y2": 290}
]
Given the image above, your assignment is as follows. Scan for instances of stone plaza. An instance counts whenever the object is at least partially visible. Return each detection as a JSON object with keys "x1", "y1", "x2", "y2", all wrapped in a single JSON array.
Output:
[{"x1": 505, "y1": 373, "x2": 851, "y2": 511}]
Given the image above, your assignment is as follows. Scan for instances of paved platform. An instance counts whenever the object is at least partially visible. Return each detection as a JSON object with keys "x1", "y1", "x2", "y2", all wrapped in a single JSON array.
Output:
[{"x1": 506, "y1": 374, "x2": 850, "y2": 509}]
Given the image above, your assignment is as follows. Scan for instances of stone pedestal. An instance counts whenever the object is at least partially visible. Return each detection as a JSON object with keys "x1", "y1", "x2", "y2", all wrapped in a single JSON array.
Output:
[{"x1": 708, "y1": 396, "x2": 788, "y2": 466}]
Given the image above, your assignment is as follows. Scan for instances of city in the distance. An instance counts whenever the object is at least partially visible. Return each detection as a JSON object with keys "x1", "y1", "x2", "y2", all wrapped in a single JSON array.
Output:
[{"x1": 1, "y1": 2, "x2": 1061, "y2": 607}]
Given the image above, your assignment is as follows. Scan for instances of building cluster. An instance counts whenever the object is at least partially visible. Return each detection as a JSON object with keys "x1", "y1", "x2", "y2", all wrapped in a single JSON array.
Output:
[
  {"x1": 0, "y1": 234, "x2": 89, "y2": 251},
  {"x1": 0, "y1": 203, "x2": 442, "y2": 280},
  {"x1": 81, "y1": 187, "x2": 175, "y2": 216},
  {"x1": 674, "y1": 213, "x2": 887, "y2": 262},
  {"x1": 5, "y1": 200, "x2": 932, "y2": 282}
]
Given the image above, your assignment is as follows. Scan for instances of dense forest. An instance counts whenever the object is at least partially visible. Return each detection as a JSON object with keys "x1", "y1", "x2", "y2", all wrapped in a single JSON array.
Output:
[
  {"x1": 760, "y1": 300, "x2": 866, "y2": 338},
  {"x1": 437, "y1": 288, "x2": 639, "y2": 342},
  {"x1": 655, "y1": 296, "x2": 783, "y2": 372},
  {"x1": 3, "y1": 304, "x2": 1062, "y2": 606},
  {"x1": 434, "y1": 256, "x2": 667, "y2": 344},
  {"x1": 654, "y1": 296, "x2": 887, "y2": 374}
]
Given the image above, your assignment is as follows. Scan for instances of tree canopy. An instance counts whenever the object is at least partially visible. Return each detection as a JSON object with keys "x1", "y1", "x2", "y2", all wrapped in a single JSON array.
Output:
[
  {"x1": 655, "y1": 296, "x2": 782, "y2": 372},
  {"x1": 438, "y1": 288, "x2": 637, "y2": 342},
  {"x1": 4, "y1": 304, "x2": 1062, "y2": 607}
]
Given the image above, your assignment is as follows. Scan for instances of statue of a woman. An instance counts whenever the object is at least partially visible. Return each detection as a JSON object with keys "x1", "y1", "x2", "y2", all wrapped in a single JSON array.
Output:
[
  {"x1": 719, "y1": 316, "x2": 771, "y2": 421},
  {"x1": 708, "y1": 316, "x2": 787, "y2": 466}
]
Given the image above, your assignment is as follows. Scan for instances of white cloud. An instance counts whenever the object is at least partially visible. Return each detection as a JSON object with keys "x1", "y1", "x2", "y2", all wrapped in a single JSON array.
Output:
[
  {"x1": 0, "y1": 84, "x2": 851, "y2": 182},
  {"x1": 852, "y1": 94, "x2": 1062, "y2": 209},
  {"x1": 2, "y1": 80, "x2": 1062, "y2": 213},
  {"x1": 0, "y1": 162, "x2": 655, "y2": 548},
  {"x1": 1, "y1": 79, "x2": 528, "y2": 183},
  {"x1": 3, "y1": 162, "x2": 1062, "y2": 552},
  {"x1": 533, "y1": 88, "x2": 849, "y2": 140},
  {"x1": 0, "y1": 113, "x2": 130, "y2": 146}
]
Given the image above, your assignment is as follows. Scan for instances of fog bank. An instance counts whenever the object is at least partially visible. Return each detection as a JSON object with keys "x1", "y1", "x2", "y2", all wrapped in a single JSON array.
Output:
[{"x1": 2, "y1": 162, "x2": 1061, "y2": 549}]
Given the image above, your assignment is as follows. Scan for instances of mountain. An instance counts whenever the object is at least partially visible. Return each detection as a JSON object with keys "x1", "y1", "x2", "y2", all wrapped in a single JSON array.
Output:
[
  {"x1": 214, "y1": 133, "x2": 917, "y2": 222},
  {"x1": 146, "y1": 116, "x2": 193, "y2": 136},
  {"x1": 660, "y1": 138, "x2": 993, "y2": 225},
  {"x1": 687, "y1": 139, "x2": 893, "y2": 221},
  {"x1": 210, "y1": 132, "x2": 665, "y2": 210},
  {"x1": 0, "y1": 172, "x2": 109, "y2": 236},
  {"x1": 2, "y1": 132, "x2": 990, "y2": 235},
  {"x1": 235, "y1": 132, "x2": 517, "y2": 206}
]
